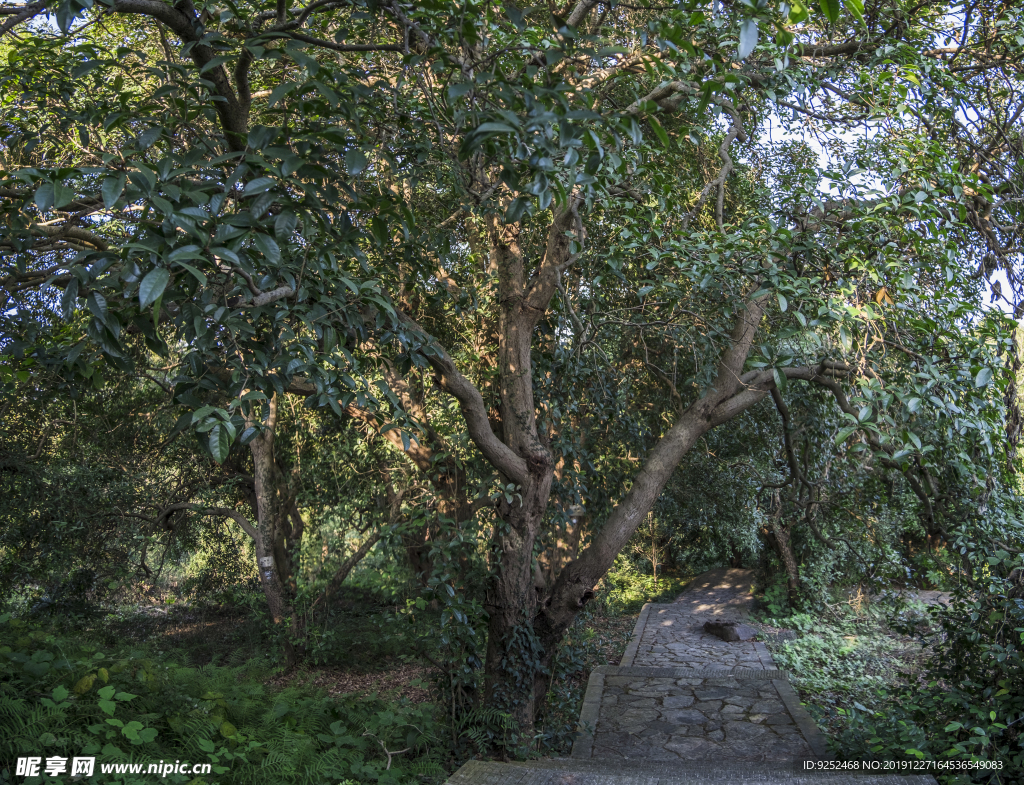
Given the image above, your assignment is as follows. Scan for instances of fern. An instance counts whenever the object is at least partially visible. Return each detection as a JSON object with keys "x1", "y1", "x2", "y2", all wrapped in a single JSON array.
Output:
[{"x1": 1, "y1": 614, "x2": 448, "y2": 784}]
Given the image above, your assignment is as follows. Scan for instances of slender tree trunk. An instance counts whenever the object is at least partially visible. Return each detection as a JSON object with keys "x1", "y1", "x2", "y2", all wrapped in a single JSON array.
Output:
[
  {"x1": 248, "y1": 394, "x2": 302, "y2": 667},
  {"x1": 770, "y1": 507, "x2": 801, "y2": 606}
]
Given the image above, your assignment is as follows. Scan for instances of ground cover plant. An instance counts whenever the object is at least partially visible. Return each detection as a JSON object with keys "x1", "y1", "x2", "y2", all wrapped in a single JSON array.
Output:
[{"x1": 1, "y1": 553, "x2": 667, "y2": 781}]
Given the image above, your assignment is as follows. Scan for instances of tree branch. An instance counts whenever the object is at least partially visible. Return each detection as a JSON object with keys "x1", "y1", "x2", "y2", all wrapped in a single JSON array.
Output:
[
  {"x1": 397, "y1": 311, "x2": 530, "y2": 486},
  {"x1": 286, "y1": 31, "x2": 403, "y2": 52},
  {"x1": 0, "y1": 0, "x2": 47, "y2": 36},
  {"x1": 312, "y1": 529, "x2": 383, "y2": 608}
]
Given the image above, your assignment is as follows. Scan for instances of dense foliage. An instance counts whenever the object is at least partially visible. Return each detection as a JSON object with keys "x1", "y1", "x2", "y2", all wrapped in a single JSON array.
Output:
[{"x1": 2, "y1": 0, "x2": 1024, "y2": 778}]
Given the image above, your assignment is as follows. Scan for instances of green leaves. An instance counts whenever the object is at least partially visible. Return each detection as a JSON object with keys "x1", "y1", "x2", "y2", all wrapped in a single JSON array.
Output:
[
  {"x1": 242, "y1": 177, "x2": 276, "y2": 196},
  {"x1": 819, "y1": 0, "x2": 842, "y2": 23},
  {"x1": 54, "y1": 0, "x2": 92, "y2": 35},
  {"x1": 87, "y1": 291, "x2": 108, "y2": 324},
  {"x1": 33, "y1": 180, "x2": 75, "y2": 211},
  {"x1": 192, "y1": 407, "x2": 237, "y2": 464},
  {"x1": 34, "y1": 181, "x2": 54, "y2": 211},
  {"x1": 253, "y1": 233, "x2": 281, "y2": 265},
  {"x1": 974, "y1": 367, "x2": 993, "y2": 387},
  {"x1": 98, "y1": 684, "x2": 117, "y2": 715},
  {"x1": 138, "y1": 268, "x2": 169, "y2": 309},
  {"x1": 737, "y1": 19, "x2": 759, "y2": 60},
  {"x1": 839, "y1": 325, "x2": 853, "y2": 353},
  {"x1": 460, "y1": 121, "x2": 520, "y2": 159},
  {"x1": 844, "y1": 0, "x2": 865, "y2": 23},
  {"x1": 345, "y1": 149, "x2": 368, "y2": 175},
  {"x1": 648, "y1": 116, "x2": 671, "y2": 148},
  {"x1": 208, "y1": 423, "x2": 232, "y2": 464},
  {"x1": 101, "y1": 173, "x2": 127, "y2": 208}
]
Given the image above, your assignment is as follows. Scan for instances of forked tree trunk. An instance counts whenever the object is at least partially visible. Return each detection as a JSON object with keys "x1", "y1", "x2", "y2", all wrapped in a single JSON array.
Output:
[{"x1": 412, "y1": 203, "x2": 854, "y2": 739}]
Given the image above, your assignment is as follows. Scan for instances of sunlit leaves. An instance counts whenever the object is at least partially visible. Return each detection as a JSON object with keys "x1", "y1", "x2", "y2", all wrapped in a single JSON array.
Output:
[{"x1": 737, "y1": 19, "x2": 759, "y2": 60}]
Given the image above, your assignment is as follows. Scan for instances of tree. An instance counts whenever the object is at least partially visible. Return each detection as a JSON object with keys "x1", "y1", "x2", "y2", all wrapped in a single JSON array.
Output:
[{"x1": 2, "y1": 0, "x2": 1020, "y2": 735}]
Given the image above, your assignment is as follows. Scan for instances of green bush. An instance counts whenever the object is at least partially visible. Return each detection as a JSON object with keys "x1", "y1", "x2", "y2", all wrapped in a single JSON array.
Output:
[
  {"x1": 834, "y1": 575, "x2": 1024, "y2": 782},
  {"x1": 762, "y1": 607, "x2": 906, "y2": 708},
  {"x1": 0, "y1": 614, "x2": 445, "y2": 784},
  {"x1": 602, "y1": 557, "x2": 689, "y2": 614}
]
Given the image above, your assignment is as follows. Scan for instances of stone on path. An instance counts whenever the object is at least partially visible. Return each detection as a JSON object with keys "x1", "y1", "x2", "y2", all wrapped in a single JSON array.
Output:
[
  {"x1": 445, "y1": 568, "x2": 938, "y2": 785},
  {"x1": 702, "y1": 619, "x2": 758, "y2": 642}
]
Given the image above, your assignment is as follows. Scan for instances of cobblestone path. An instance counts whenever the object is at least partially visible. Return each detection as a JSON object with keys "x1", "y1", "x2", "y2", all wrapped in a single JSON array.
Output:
[
  {"x1": 573, "y1": 569, "x2": 822, "y2": 764},
  {"x1": 623, "y1": 569, "x2": 775, "y2": 671},
  {"x1": 445, "y1": 569, "x2": 938, "y2": 784}
]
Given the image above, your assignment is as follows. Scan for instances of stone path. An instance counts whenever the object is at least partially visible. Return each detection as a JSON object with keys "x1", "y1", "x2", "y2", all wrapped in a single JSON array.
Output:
[
  {"x1": 446, "y1": 569, "x2": 938, "y2": 785},
  {"x1": 622, "y1": 569, "x2": 774, "y2": 671},
  {"x1": 574, "y1": 569, "x2": 820, "y2": 764}
]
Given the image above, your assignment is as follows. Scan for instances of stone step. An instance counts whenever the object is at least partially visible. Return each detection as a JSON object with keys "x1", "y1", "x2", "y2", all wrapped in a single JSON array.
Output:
[{"x1": 446, "y1": 759, "x2": 939, "y2": 785}]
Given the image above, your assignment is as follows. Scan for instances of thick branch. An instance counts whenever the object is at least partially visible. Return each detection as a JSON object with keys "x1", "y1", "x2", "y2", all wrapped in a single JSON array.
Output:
[
  {"x1": 522, "y1": 199, "x2": 581, "y2": 319},
  {"x1": 398, "y1": 312, "x2": 529, "y2": 486},
  {"x1": 0, "y1": 0, "x2": 47, "y2": 36},
  {"x1": 112, "y1": 0, "x2": 249, "y2": 148}
]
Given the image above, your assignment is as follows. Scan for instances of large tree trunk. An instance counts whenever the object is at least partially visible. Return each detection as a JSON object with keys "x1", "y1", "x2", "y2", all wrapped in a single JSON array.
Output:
[
  {"x1": 479, "y1": 213, "x2": 559, "y2": 735},
  {"x1": 482, "y1": 510, "x2": 540, "y2": 729},
  {"x1": 248, "y1": 394, "x2": 303, "y2": 668}
]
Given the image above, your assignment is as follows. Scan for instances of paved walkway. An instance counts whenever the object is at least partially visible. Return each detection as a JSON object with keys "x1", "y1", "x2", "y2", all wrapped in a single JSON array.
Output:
[
  {"x1": 446, "y1": 569, "x2": 938, "y2": 785},
  {"x1": 574, "y1": 569, "x2": 822, "y2": 764},
  {"x1": 623, "y1": 569, "x2": 775, "y2": 671}
]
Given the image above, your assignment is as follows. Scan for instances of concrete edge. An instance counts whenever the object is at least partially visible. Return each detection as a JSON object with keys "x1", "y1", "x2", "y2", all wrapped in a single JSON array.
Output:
[
  {"x1": 448, "y1": 759, "x2": 529, "y2": 785},
  {"x1": 456, "y1": 760, "x2": 943, "y2": 783},
  {"x1": 570, "y1": 667, "x2": 605, "y2": 759},
  {"x1": 773, "y1": 677, "x2": 832, "y2": 762},
  {"x1": 619, "y1": 602, "x2": 654, "y2": 667},
  {"x1": 754, "y1": 639, "x2": 778, "y2": 669}
]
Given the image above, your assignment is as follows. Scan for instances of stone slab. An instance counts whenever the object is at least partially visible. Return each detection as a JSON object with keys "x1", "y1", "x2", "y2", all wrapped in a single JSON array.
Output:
[
  {"x1": 447, "y1": 760, "x2": 940, "y2": 785},
  {"x1": 703, "y1": 620, "x2": 758, "y2": 642},
  {"x1": 629, "y1": 604, "x2": 777, "y2": 671},
  {"x1": 577, "y1": 673, "x2": 824, "y2": 763}
]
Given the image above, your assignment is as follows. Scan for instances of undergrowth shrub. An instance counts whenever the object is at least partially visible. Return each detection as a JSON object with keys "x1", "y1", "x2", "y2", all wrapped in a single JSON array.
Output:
[
  {"x1": 601, "y1": 556, "x2": 689, "y2": 614},
  {"x1": 0, "y1": 613, "x2": 444, "y2": 784},
  {"x1": 761, "y1": 534, "x2": 1023, "y2": 783},
  {"x1": 761, "y1": 604, "x2": 909, "y2": 709},
  {"x1": 834, "y1": 568, "x2": 1024, "y2": 783}
]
